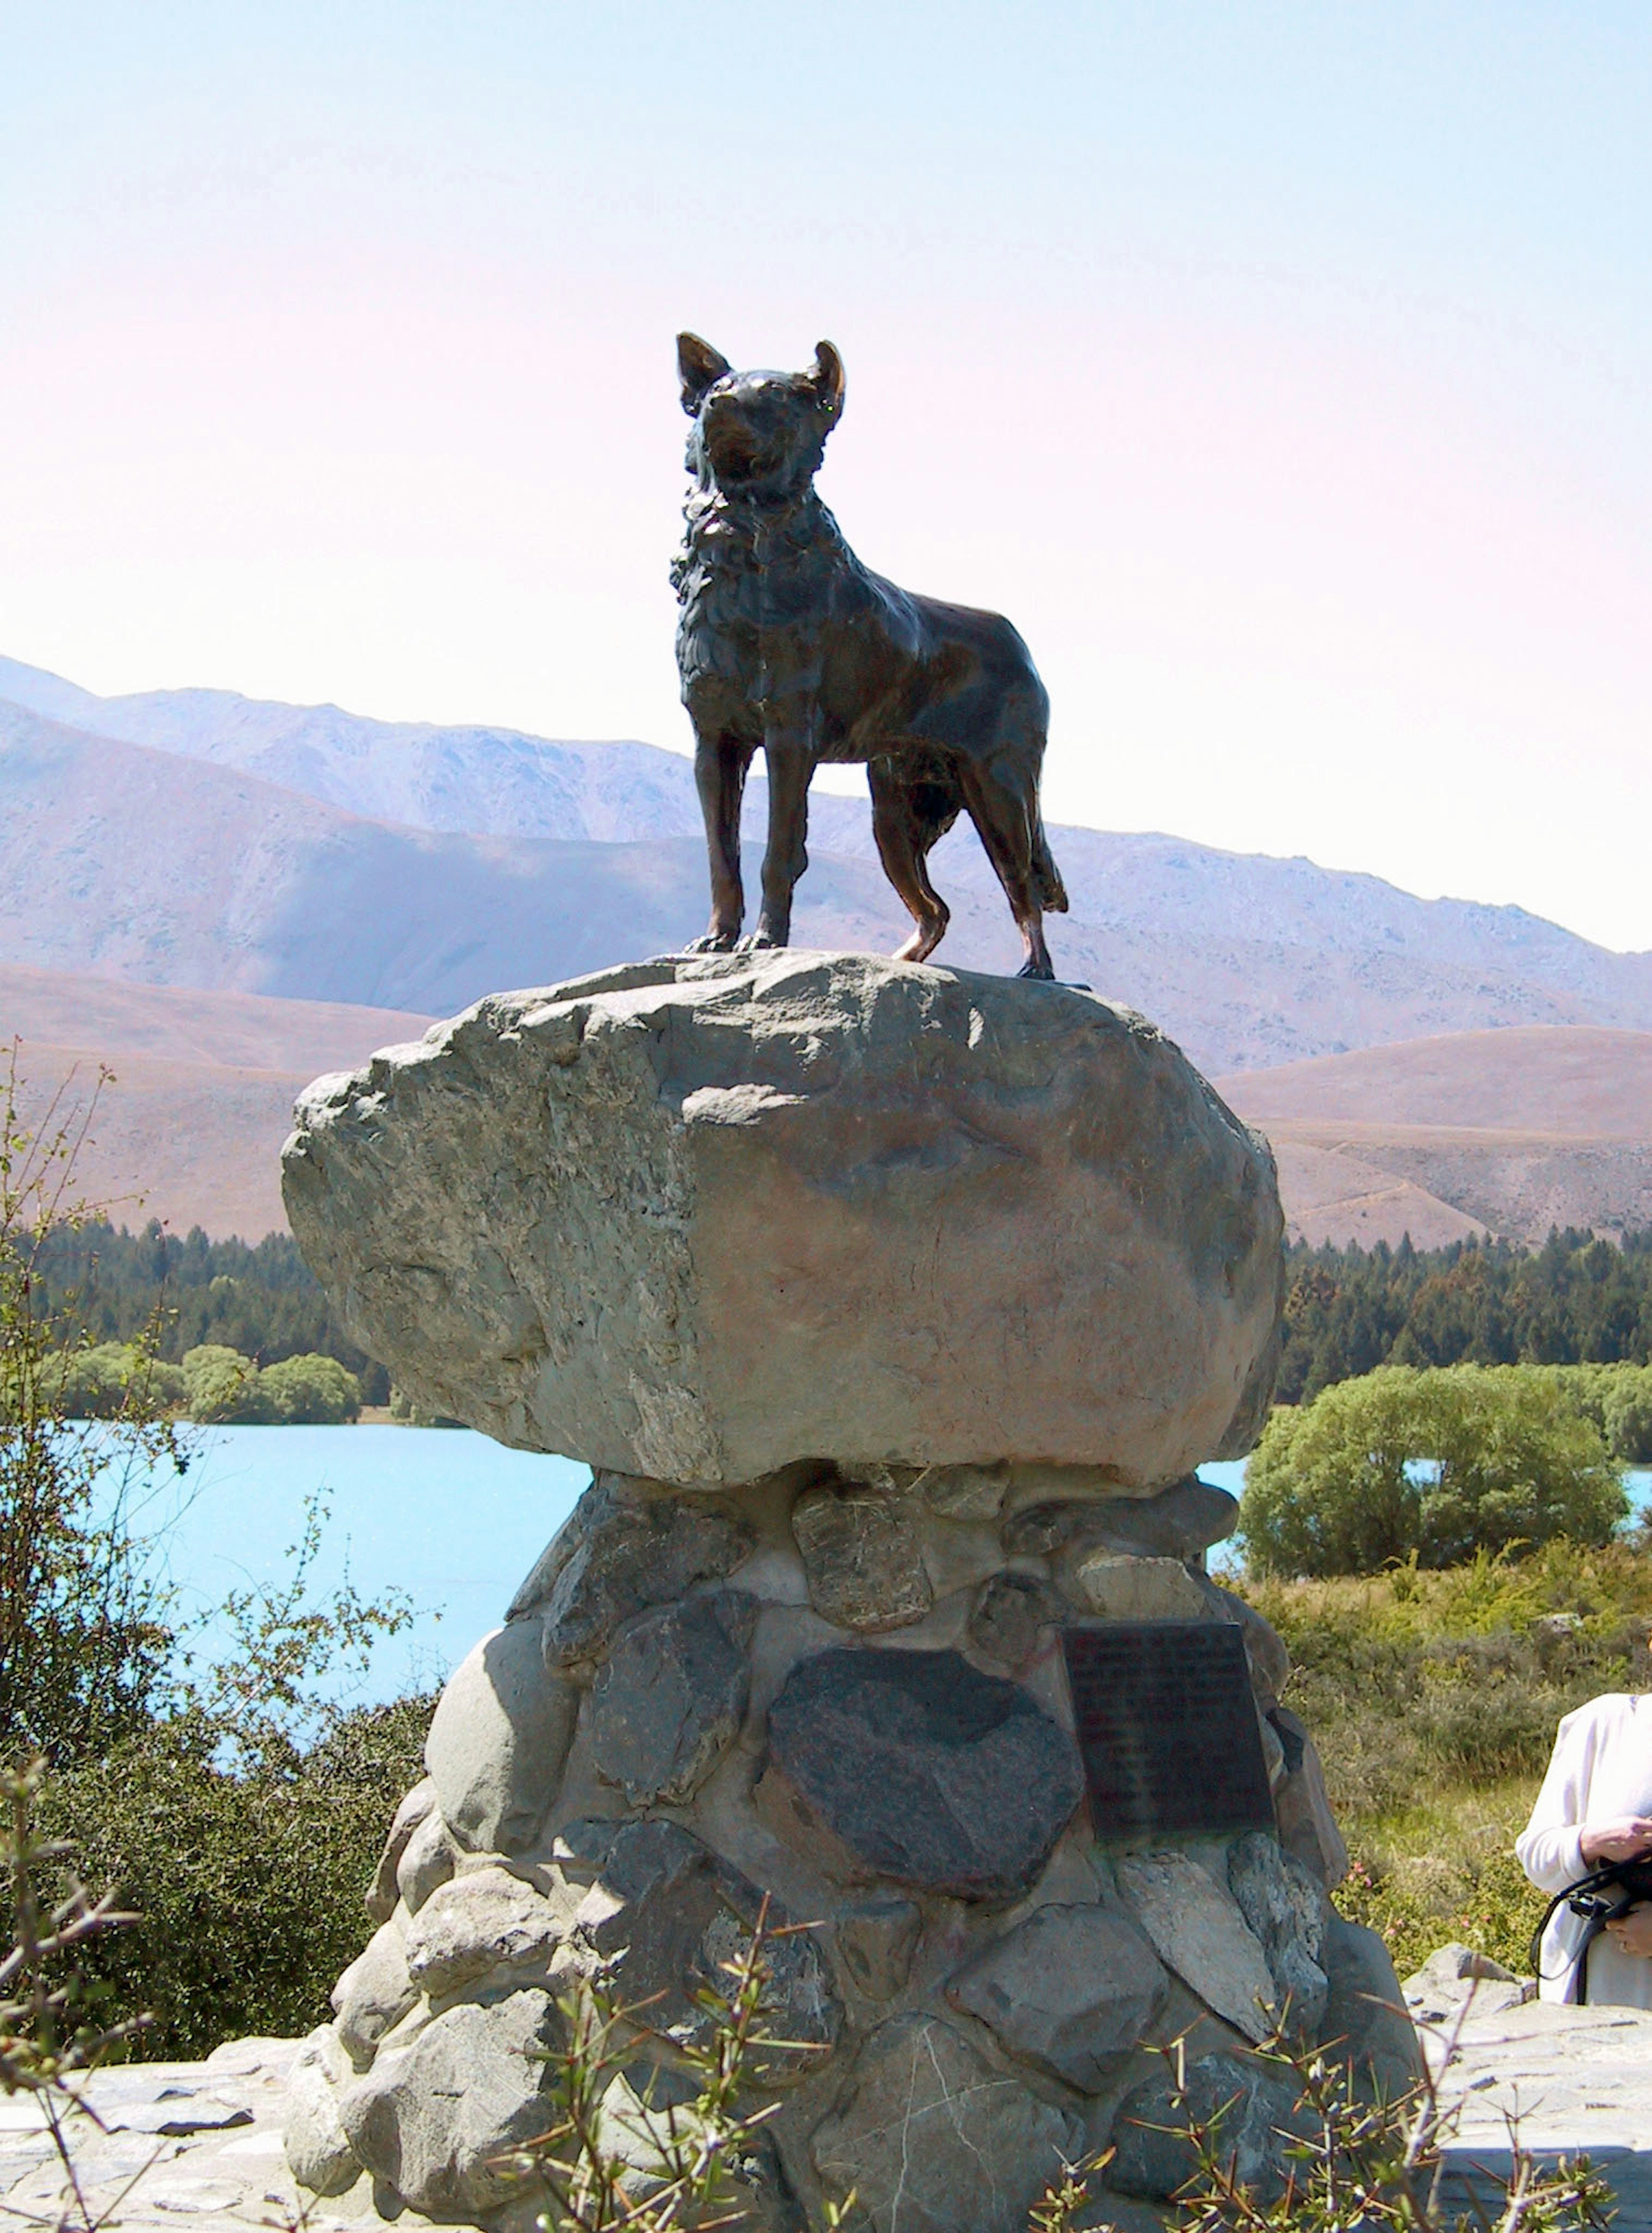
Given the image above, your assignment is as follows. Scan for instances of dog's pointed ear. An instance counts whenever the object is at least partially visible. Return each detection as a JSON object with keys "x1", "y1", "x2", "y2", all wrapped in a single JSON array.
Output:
[
  {"x1": 807, "y1": 339, "x2": 846, "y2": 424},
  {"x1": 678, "y1": 332, "x2": 731, "y2": 414}
]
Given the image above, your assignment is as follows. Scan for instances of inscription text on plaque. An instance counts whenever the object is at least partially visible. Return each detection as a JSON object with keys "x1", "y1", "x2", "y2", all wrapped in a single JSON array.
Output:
[{"x1": 1061, "y1": 1620, "x2": 1276, "y2": 1841}]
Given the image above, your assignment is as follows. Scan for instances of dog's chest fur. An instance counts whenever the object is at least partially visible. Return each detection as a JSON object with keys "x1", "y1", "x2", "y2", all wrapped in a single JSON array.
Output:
[{"x1": 674, "y1": 489, "x2": 871, "y2": 705}]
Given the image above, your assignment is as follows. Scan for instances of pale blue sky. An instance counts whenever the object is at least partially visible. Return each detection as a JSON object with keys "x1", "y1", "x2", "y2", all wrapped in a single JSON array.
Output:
[{"x1": 3, "y1": 3, "x2": 1649, "y2": 943}]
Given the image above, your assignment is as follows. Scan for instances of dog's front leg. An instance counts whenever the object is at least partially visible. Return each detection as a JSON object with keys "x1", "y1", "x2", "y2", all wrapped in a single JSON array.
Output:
[
  {"x1": 743, "y1": 730, "x2": 813, "y2": 952},
  {"x1": 686, "y1": 730, "x2": 750, "y2": 952}
]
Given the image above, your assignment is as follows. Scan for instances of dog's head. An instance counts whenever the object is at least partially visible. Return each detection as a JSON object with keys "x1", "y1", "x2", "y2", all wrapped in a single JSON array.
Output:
[{"x1": 677, "y1": 333, "x2": 845, "y2": 501}]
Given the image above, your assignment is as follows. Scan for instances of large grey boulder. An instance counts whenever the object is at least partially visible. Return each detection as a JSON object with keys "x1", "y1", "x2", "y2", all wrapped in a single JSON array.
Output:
[
  {"x1": 1116, "y1": 1850, "x2": 1277, "y2": 2043},
  {"x1": 760, "y1": 1647, "x2": 1084, "y2": 1902},
  {"x1": 587, "y1": 1589, "x2": 758, "y2": 1806},
  {"x1": 424, "y1": 1620, "x2": 579, "y2": 1854},
  {"x1": 811, "y1": 2013, "x2": 1081, "y2": 2233},
  {"x1": 339, "y1": 1986, "x2": 562, "y2": 2219},
  {"x1": 946, "y1": 1904, "x2": 1168, "y2": 2091},
  {"x1": 1109, "y1": 2051, "x2": 1307, "y2": 2203},
  {"x1": 282, "y1": 952, "x2": 1283, "y2": 1485},
  {"x1": 512, "y1": 1474, "x2": 754, "y2": 1665}
]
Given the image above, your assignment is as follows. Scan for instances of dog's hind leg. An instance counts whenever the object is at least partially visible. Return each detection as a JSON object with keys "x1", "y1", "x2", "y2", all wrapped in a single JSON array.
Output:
[
  {"x1": 687, "y1": 730, "x2": 752, "y2": 952},
  {"x1": 869, "y1": 755, "x2": 957, "y2": 964},
  {"x1": 958, "y1": 755, "x2": 1055, "y2": 979}
]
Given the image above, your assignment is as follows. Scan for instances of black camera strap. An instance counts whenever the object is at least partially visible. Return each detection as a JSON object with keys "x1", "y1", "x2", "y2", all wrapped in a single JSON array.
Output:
[{"x1": 1528, "y1": 1857, "x2": 1652, "y2": 2004}]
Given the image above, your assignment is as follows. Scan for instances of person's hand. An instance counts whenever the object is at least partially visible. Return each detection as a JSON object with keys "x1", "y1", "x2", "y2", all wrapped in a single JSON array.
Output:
[
  {"x1": 1580, "y1": 1817, "x2": 1652, "y2": 1865},
  {"x1": 1605, "y1": 1904, "x2": 1652, "y2": 1960}
]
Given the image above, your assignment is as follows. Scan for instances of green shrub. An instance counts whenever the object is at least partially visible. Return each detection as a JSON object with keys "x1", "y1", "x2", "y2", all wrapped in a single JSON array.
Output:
[
  {"x1": 1603, "y1": 1365, "x2": 1652, "y2": 1463},
  {"x1": 257, "y1": 1352, "x2": 361, "y2": 1424},
  {"x1": 55, "y1": 1341, "x2": 185, "y2": 1419},
  {"x1": 180, "y1": 1342, "x2": 269, "y2": 1423},
  {"x1": 43, "y1": 1694, "x2": 431, "y2": 2057},
  {"x1": 1242, "y1": 1364, "x2": 1626, "y2": 1577}
]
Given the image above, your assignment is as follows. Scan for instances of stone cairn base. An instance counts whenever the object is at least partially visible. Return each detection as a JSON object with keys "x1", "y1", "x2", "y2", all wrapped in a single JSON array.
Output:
[{"x1": 278, "y1": 952, "x2": 1422, "y2": 2233}]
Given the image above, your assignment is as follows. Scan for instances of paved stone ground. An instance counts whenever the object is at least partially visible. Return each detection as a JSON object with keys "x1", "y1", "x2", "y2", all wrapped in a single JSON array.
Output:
[
  {"x1": 0, "y1": 2007, "x2": 1648, "y2": 2230},
  {"x1": 1425, "y1": 1988, "x2": 1652, "y2": 2230},
  {"x1": 0, "y1": 2039, "x2": 436, "y2": 2231}
]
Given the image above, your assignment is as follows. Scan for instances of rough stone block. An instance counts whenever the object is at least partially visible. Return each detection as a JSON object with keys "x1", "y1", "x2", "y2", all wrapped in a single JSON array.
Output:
[
  {"x1": 569, "y1": 1818, "x2": 839, "y2": 2085},
  {"x1": 331, "y1": 1920, "x2": 417, "y2": 2070},
  {"x1": 968, "y1": 1571, "x2": 1066, "y2": 1669},
  {"x1": 366, "y1": 1778, "x2": 436, "y2": 1925},
  {"x1": 831, "y1": 1897, "x2": 922, "y2": 2002},
  {"x1": 1270, "y1": 1706, "x2": 1349, "y2": 1887},
  {"x1": 761, "y1": 1646, "x2": 1083, "y2": 1902},
  {"x1": 1109, "y1": 2051, "x2": 1306, "y2": 2203},
  {"x1": 284, "y1": 2025, "x2": 361, "y2": 2197},
  {"x1": 1002, "y1": 1476, "x2": 1240, "y2": 1562},
  {"x1": 339, "y1": 1987, "x2": 562, "y2": 2220},
  {"x1": 283, "y1": 953, "x2": 1285, "y2": 1484},
  {"x1": 1116, "y1": 1850, "x2": 1277, "y2": 2043},
  {"x1": 811, "y1": 2013, "x2": 1081, "y2": 2233},
  {"x1": 1227, "y1": 1831, "x2": 1329, "y2": 2037},
  {"x1": 424, "y1": 1620, "x2": 578, "y2": 1854},
  {"x1": 521, "y1": 1475, "x2": 755, "y2": 1666},
  {"x1": 403, "y1": 1864, "x2": 570, "y2": 2001},
  {"x1": 396, "y1": 1803, "x2": 462, "y2": 1915},
  {"x1": 1066, "y1": 1554, "x2": 1211, "y2": 1621},
  {"x1": 587, "y1": 1588, "x2": 758, "y2": 1805},
  {"x1": 1318, "y1": 1917, "x2": 1426, "y2": 2097},
  {"x1": 791, "y1": 1479, "x2": 933, "y2": 1631},
  {"x1": 946, "y1": 1903, "x2": 1168, "y2": 2091}
]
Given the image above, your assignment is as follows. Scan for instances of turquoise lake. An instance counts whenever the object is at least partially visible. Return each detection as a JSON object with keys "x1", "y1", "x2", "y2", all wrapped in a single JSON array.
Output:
[{"x1": 114, "y1": 1427, "x2": 1652, "y2": 1710}]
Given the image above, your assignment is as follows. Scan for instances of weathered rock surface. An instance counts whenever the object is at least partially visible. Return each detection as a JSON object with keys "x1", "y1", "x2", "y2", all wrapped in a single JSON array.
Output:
[
  {"x1": 1002, "y1": 1475, "x2": 1239, "y2": 1562},
  {"x1": 588, "y1": 1589, "x2": 758, "y2": 1805},
  {"x1": 791, "y1": 1479, "x2": 933, "y2": 1631},
  {"x1": 424, "y1": 1620, "x2": 578, "y2": 1853},
  {"x1": 515, "y1": 1474, "x2": 754, "y2": 1665},
  {"x1": 339, "y1": 1986, "x2": 561, "y2": 2219},
  {"x1": 832, "y1": 1897, "x2": 922, "y2": 2002},
  {"x1": 397, "y1": 1802, "x2": 462, "y2": 1913},
  {"x1": 1269, "y1": 1705, "x2": 1349, "y2": 1888},
  {"x1": 1109, "y1": 2051, "x2": 1306, "y2": 2203},
  {"x1": 761, "y1": 1647, "x2": 1083, "y2": 1901},
  {"x1": 595, "y1": 2064, "x2": 805, "y2": 2232},
  {"x1": 283, "y1": 952, "x2": 1284, "y2": 1484},
  {"x1": 366, "y1": 1778, "x2": 437, "y2": 1925},
  {"x1": 811, "y1": 2013, "x2": 1082, "y2": 2233},
  {"x1": 331, "y1": 1921, "x2": 417, "y2": 2069},
  {"x1": 1116, "y1": 1850, "x2": 1277, "y2": 2043},
  {"x1": 967, "y1": 1571, "x2": 1066, "y2": 1668},
  {"x1": 1319, "y1": 1917, "x2": 1427, "y2": 2095},
  {"x1": 1066, "y1": 1552, "x2": 1211, "y2": 1621},
  {"x1": 402, "y1": 1864, "x2": 570, "y2": 2000},
  {"x1": 946, "y1": 1904, "x2": 1168, "y2": 2091},
  {"x1": 568, "y1": 1819, "x2": 839, "y2": 2083},
  {"x1": 284, "y1": 2027, "x2": 361, "y2": 2197},
  {"x1": 1227, "y1": 1832, "x2": 1329, "y2": 2036}
]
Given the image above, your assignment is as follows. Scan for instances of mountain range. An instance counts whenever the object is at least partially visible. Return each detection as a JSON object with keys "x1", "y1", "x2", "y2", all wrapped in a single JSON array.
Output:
[{"x1": 5, "y1": 650, "x2": 1652, "y2": 1242}]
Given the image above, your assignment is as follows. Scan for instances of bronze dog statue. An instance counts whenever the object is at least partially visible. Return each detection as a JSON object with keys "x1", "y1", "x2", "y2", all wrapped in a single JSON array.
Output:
[{"x1": 672, "y1": 333, "x2": 1068, "y2": 979}]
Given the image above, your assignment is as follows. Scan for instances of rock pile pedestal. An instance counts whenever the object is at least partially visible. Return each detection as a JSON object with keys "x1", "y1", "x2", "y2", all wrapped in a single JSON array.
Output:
[{"x1": 280, "y1": 953, "x2": 1419, "y2": 2233}]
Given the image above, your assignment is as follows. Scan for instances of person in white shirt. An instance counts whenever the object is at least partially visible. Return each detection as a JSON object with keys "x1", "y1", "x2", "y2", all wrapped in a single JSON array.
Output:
[{"x1": 1516, "y1": 1692, "x2": 1652, "y2": 2006}]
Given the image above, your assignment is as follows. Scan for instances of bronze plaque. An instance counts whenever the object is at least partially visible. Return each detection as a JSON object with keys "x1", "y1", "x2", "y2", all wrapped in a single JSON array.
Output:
[{"x1": 1061, "y1": 1621, "x2": 1276, "y2": 1841}]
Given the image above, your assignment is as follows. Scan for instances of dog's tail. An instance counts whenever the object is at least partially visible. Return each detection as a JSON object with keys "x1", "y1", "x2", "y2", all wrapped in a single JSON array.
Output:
[{"x1": 1032, "y1": 821, "x2": 1069, "y2": 915}]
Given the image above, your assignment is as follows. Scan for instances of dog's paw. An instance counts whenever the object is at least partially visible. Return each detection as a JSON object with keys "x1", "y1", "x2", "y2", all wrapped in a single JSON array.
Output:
[
  {"x1": 685, "y1": 930, "x2": 740, "y2": 954},
  {"x1": 735, "y1": 930, "x2": 786, "y2": 953}
]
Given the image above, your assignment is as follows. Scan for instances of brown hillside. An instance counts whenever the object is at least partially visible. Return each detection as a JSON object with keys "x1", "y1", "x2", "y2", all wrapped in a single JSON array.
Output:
[
  {"x1": 0, "y1": 962, "x2": 434, "y2": 1074},
  {"x1": 5, "y1": 972, "x2": 436, "y2": 1238},
  {"x1": 1218, "y1": 1026, "x2": 1652, "y2": 1247}
]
